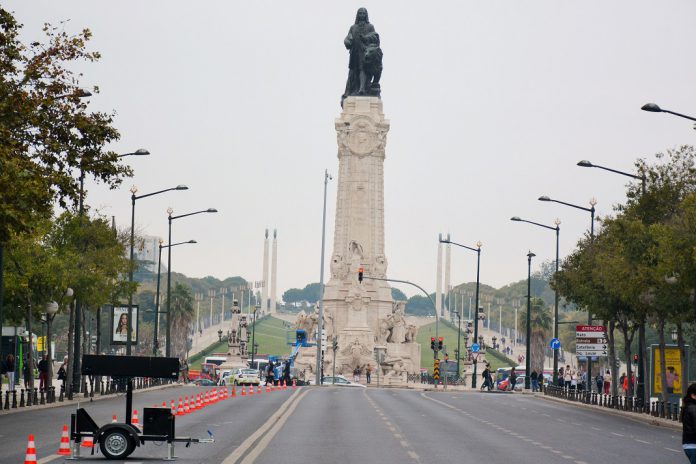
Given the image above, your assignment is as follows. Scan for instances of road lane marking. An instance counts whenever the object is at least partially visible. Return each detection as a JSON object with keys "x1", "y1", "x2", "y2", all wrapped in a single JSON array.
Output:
[
  {"x1": 408, "y1": 451, "x2": 419, "y2": 460},
  {"x1": 37, "y1": 455, "x2": 60, "y2": 464},
  {"x1": 665, "y1": 447, "x2": 681, "y2": 452},
  {"x1": 634, "y1": 439, "x2": 650, "y2": 444},
  {"x1": 221, "y1": 388, "x2": 306, "y2": 464},
  {"x1": 611, "y1": 432, "x2": 624, "y2": 437}
]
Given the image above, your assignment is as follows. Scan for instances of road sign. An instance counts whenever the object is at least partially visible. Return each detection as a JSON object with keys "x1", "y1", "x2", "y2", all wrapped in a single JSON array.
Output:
[
  {"x1": 549, "y1": 338, "x2": 561, "y2": 350},
  {"x1": 433, "y1": 359, "x2": 441, "y2": 380},
  {"x1": 575, "y1": 325, "x2": 607, "y2": 357},
  {"x1": 471, "y1": 343, "x2": 480, "y2": 353}
]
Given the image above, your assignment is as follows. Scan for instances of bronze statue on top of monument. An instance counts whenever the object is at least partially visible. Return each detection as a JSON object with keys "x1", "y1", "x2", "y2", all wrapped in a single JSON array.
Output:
[{"x1": 342, "y1": 7, "x2": 383, "y2": 106}]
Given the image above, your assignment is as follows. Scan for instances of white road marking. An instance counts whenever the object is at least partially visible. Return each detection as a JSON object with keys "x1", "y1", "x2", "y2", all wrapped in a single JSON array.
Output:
[
  {"x1": 611, "y1": 432, "x2": 624, "y2": 437},
  {"x1": 635, "y1": 439, "x2": 650, "y2": 444},
  {"x1": 665, "y1": 447, "x2": 681, "y2": 453},
  {"x1": 408, "y1": 451, "x2": 419, "y2": 460}
]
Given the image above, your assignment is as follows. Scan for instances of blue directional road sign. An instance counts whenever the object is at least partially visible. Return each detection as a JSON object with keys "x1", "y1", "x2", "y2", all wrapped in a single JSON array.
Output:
[
  {"x1": 471, "y1": 343, "x2": 480, "y2": 353},
  {"x1": 549, "y1": 338, "x2": 561, "y2": 350}
]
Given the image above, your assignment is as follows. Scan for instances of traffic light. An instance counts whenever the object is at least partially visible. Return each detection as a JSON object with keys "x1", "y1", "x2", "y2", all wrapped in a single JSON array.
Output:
[
  {"x1": 438, "y1": 337, "x2": 443, "y2": 350},
  {"x1": 358, "y1": 267, "x2": 364, "y2": 283},
  {"x1": 430, "y1": 337, "x2": 435, "y2": 350},
  {"x1": 633, "y1": 354, "x2": 638, "y2": 364}
]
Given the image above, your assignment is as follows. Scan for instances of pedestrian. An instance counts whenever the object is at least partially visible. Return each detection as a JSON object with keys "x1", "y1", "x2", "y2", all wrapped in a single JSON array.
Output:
[
  {"x1": 530, "y1": 370, "x2": 538, "y2": 392},
  {"x1": 57, "y1": 356, "x2": 68, "y2": 392},
  {"x1": 603, "y1": 369, "x2": 611, "y2": 395},
  {"x1": 283, "y1": 361, "x2": 291, "y2": 385},
  {"x1": 622, "y1": 373, "x2": 629, "y2": 395},
  {"x1": 570, "y1": 370, "x2": 577, "y2": 391},
  {"x1": 38, "y1": 355, "x2": 49, "y2": 392},
  {"x1": 353, "y1": 366, "x2": 360, "y2": 383},
  {"x1": 5, "y1": 354, "x2": 15, "y2": 392},
  {"x1": 509, "y1": 367, "x2": 517, "y2": 392},
  {"x1": 564, "y1": 366, "x2": 572, "y2": 390},
  {"x1": 682, "y1": 383, "x2": 696, "y2": 463},
  {"x1": 266, "y1": 361, "x2": 275, "y2": 386},
  {"x1": 23, "y1": 356, "x2": 33, "y2": 390},
  {"x1": 595, "y1": 371, "x2": 603, "y2": 393},
  {"x1": 558, "y1": 367, "x2": 565, "y2": 387},
  {"x1": 366, "y1": 364, "x2": 372, "y2": 384},
  {"x1": 538, "y1": 373, "x2": 544, "y2": 391}
]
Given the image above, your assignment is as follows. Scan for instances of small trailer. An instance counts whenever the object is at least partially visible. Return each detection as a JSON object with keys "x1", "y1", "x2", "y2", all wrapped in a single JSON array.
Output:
[{"x1": 70, "y1": 355, "x2": 213, "y2": 460}]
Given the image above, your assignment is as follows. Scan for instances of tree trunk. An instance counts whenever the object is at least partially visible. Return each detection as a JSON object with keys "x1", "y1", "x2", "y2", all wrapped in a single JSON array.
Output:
[
  {"x1": 25, "y1": 305, "x2": 35, "y2": 390},
  {"x1": 47, "y1": 315, "x2": 53, "y2": 390},
  {"x1": 658, "y1": 318, "x2": 669, "y2": 403},
  {"x1": 620, "y1": 324, "x2": 635, "y2": 396},
  {"x1": 608, "y1": 320, "x2": 619, "y2": 397},
  {"x1": 678, "y1": 322, "x2": 687, "y2": 397},
  {"x1": 638, "y1": 315, "x2": 647, "y2": 406}
]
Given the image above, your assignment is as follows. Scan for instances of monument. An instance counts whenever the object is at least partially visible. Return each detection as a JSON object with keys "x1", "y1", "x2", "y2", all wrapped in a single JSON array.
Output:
[{"x1": 295, "y1": 8, "x2": 420, "y2": 383}]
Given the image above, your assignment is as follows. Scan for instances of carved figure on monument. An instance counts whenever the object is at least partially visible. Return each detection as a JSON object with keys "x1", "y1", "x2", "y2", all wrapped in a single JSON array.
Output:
[
  {"x1": 341, "y1": 338, "x2": 373, "y2": 372},
  {"x1": 342, "y1": 8, "x2": 382, "y2": 104},
  {"x1": 376, "y1": 318, "x2": 391, "y2": 345},
  {"x1": 373, "y1": 254, "x2": 387, "y2": 277},
  {"x1": 387, "y1": 301, "x2": 407, "y2": 343},
  {"x1": 404, "y1": 323, "x2": 418, "y2": 343},
  {"x1": 330, "y1": 253, "x2": 349, "y2": 279},
  {"x1": 348, "y1": 240, "x2": 364, "y2": 262}
]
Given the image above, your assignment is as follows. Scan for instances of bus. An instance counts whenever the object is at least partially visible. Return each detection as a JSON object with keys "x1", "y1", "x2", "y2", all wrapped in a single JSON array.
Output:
[{"x1": 204, "y1": 354, "x2": 227, "y2": 366}]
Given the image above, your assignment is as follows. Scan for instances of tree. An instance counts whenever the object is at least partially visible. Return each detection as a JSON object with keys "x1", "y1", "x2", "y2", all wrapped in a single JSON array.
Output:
[
  {"x1": 166, "y1": 283, "x2": 194, "y2": 360},
  {"x1": 517, "y1": 298, "x2": 552, "y2": 373},
  {"x1": 391, "y1": 287, "x2": 407, "y2": 301}
]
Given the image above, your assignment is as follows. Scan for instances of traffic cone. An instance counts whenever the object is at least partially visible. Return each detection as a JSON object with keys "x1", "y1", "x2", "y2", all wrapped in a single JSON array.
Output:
[
  {"x1": 192, "y1": 395, "x2": 198, "y2": 411},
  {"x1": 257, "y1": 385, "x2": 262, "y2": 394},
  {"x1": 177, "y1": 397, "x2": 184, "y2": 415},
  {"x1": 81, "y1": 434, "x2": 94, "y2": 448},
  {"x1": 162, "y1": 401, "x2": 167, "y2": 408},
  {"x1": 132, "y1": 409, "x2": 141, "y2": 429},
  {"x1": 57, "y1": 425, "x2": 71, "y2": 456},
  {"x1": 197, "y1": 394, "x2": 202, "y2": 409},
  {"x1": 220, "y1": 387, "x2": 225, "y2": 399},
  {"x1": 204, "y1": 391, "x2": 210, "y2": 405},
  {"x1": 266, "y1": 383, "x2": 271, "y2": 393},
  {"x1": 241, "y1": 386, "x2": 246, "y2": 396},
  {"x1": 171, "y1": 400, "x2": 176, "y2": 416},
  {"x1": 184, "y1": 397, "x2": 190, "y2": 414},
  {"x1": 283, "y1": 380, "x2": 287, "y2": 390},
  {"x1": 249, "y1": 385, "x2": 254, "y2": 396},
  {"x1": 292, "y1": 379, "x2": 296, "y2": 389},
  {"x1": 24, "y1": 434, "x2": 38, "y2": 464},
  {"x1": 231, "y1": 386, "x2": 236, "y2": 398},
  {"x1": 112, "y1": 414, "x2": 118, "y2": 423}
]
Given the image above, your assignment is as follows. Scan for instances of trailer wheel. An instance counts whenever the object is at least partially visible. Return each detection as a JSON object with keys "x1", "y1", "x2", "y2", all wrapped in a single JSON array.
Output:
[{"x1": 100, "y1": 428, "x2": 135, "y2": 459}]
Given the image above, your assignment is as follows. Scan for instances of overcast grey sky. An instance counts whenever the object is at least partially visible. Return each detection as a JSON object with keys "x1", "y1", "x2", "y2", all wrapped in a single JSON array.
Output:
[{"x1": 8, "y1": 1, "x2": 696, "y2": 298}]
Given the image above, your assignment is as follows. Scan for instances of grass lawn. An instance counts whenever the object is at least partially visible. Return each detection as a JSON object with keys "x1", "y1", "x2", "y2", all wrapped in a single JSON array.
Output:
[
  {"x1": 189, "y1": 316, "x2": 294, "y2": 370},
  {"x1": 416, "y1": 321, "x2": 514, "y2": 373}
]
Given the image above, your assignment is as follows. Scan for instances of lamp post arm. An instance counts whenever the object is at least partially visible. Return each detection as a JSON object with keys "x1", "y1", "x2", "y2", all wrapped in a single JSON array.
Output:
[
  {"x1": 663, "y1": 109, "x2": 696, "y2": 122},
  {"x1": 441, "y1": 239, "x2": 478, "y2": 253},
  {"x1": 517, "y1": 218, "x2": 556, "y2": 231},
  {"x1": 135, "y1": 187, "x2": 182, "y2": 201},
  {"x1": 171, "y1": 210, "x2": 213, "y2": 220},
  {"x1": 591, "y1": 164, "x2": 643, "y2": 181},
  {"x1": 550, "y1": 198, "x2": 592, "y2": 213},
  {"x1": 361, "y1": 275, "x2": 438, "y2": 340},
  {"x1": 162, "y1": 241, "x2": 197, "y2": 248}
]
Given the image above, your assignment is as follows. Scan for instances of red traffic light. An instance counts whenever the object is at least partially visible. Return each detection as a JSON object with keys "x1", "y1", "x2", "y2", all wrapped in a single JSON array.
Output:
[
  {"x1": 358, "y1": 267, "x2": 364, "y2": 283},
  {"x1": 633, "y1": 354, "x2": 639, "y2": 363},
  {"x1": 431, "y1": 337, "x2": 435, "y2": 342},
  {"x1": 438, "y1": 337, "x2": 443, "y2": 342}
]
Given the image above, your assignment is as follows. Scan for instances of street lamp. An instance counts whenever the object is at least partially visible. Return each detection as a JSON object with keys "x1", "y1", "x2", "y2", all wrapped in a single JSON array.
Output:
[
  {"x1": 251, "y1": 302, "x2": 260, "y2": 366},
  {"x1": 511, "y1": 216, "x2": 561, "y2": 385},
  {"x1": 128, "y1": 184, "x2": 188, "y2": 356},
  {"x1": 154, "y1": 239, "x2": 196, "y2": 355},
  {"x1": 641, "y1": 103, "x2": 696, "y2": 124},
  {"x1": 526, "y1": 251, "x2": 536, "y2": 390},
  {"x1": 166, "y1": 207, "x2": 217, "y2": 357},
  {"x1": 539, "y1": 194, "x2": 597, "y2": 381},
  {"x1": 439, "y1": 238, "x2": 482, "y2": 388},
  {"x1": 492, "y1": 336, "x2": 497, "y2": 350},
  {"x1": 315, "y1": 170, "x2": 332, "y2": 387},
  {"x1": 217, "y1": 329, "x2": 223, "y2": 342},
  {"x1": 117, "y1": 149, "x2": 150, "y2": 158},
  {"x1": 671, "y1": 327, "x2": 678, "y2": 343},
  {"x1": 576, "y1": 159, "x2": 647, "y2": 403}
]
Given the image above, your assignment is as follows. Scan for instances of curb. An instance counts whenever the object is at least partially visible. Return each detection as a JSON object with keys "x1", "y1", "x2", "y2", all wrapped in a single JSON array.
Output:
[
  {"x1": 0, "y1": 382, "x2": 179, "y2": 416},
  {"x1": 534, "y1": 393, "x2": 682, "y2": 431}
]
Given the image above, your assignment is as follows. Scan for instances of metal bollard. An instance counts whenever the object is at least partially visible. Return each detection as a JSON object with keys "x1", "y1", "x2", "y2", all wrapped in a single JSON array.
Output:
[
  {"x1": 40, "y1": 389, "x2": 45, "y2": 405},
  {"x1": 59, "y1": 385, "x2": 64, "y2": 402},
  {"x1": 11, "y1": 390, "x2": 17, "y2": 408},
  {"x1": 20, "y1": 389, "x2": 25, "y2": 407},
  {"x1": 26, "y1": 388, "x2": 32, "y2": 407},
  {"x1": 33, "y1": 388, "x2": 39, "y2": 406},
  {"x1": 3, "y1": 391, "x2": 9, "y2": 410}
]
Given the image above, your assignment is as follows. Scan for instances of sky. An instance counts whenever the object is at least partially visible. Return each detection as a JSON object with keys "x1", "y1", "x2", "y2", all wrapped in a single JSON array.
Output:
[{"x1": 8, "y1": 1, "x2": 696, "y2": 299}]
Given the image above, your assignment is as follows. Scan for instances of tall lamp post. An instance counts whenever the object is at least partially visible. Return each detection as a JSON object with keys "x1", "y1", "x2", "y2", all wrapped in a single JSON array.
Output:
[
  {"x1": 439, "y1": 238, "x2": 482, "y2": 389},
  {"x1": 166, "y1": 208, "x2": 217, "y2": 357},
  {"x1": 128, "y1": 184, "x2": 188, "y2": 356},
  {"x1": 315, "y1": 170, "x2": 332, "y2": 386},
  {"x1": 577, "y1": 159, "x2": 647, "y2": 404},
  {"x1": 511, "y1": 216, "x2": 561, "y2": 385},
  {"x1": 525, "y1": 251, "x2": 536, "y2": 390},
  {"x1": 539, "y1": 194, "x2": 596, "y2": 382},
  {"x1": 251, "y1": 302, "x2": 260, "y2": 366},
  {"x1": 154, "y1": 240, "x2": 196, "y2": 355}
]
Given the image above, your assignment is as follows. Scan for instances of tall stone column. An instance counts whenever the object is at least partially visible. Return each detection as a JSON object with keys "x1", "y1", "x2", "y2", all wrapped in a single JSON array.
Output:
[
  {"x1": 436, "y1": 234, "x2": 443, "y2": 316},
  {"x1": 444, "y1": 233, "x2": 451, "y2": 318},
  {"x1": 270, "y1": 229, "x2": 278, "y2": 314},
  {"x1": 261, "y1": 229, "x2": 269, "y2": 314}
]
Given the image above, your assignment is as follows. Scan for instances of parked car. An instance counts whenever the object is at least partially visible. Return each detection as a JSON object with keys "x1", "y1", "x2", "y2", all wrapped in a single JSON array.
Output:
[
  {"x1": 228, "y1": 368, "x2": 261, "y2": 386},
  {"x1": 188, "y1": 378, "x2": 216, "y2": 387},
  {"x1": 308, "y1": 375, "x2": 366, "y2": 388}
]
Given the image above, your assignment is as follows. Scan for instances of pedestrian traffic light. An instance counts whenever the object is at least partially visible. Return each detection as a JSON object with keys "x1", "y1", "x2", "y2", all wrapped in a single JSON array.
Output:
[
  {"x1": 438, "y1": 337, "x2": 443, "y2": 350},
  {"x1": 430, "y1": 337, "x2": 435, "y2": 350},
  {"x1": 358, "y1": 267, "x2": 364, "y2": 283},
  {"x1": 633, "y1": 354, "x2": 638, "y2": 364}
]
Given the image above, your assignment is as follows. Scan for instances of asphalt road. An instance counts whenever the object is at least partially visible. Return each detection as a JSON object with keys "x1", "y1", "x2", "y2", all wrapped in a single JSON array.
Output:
[{"x1": 0, "y1": 386, "x2": 686, "y2": 463}]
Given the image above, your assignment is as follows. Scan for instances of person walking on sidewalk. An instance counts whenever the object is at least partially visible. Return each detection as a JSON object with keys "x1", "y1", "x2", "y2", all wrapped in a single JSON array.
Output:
[
  {"x1": 681, "y1": 383, "x2": 696, "y2": 463},
  {"x1": 530, "y1": 370, "x2": 538, "y2": 392},
  {"x1": 38, "y1": 355, "x2": 48, "y2": 392},
  {"x1": 366, "y1": 364, "x2": 372, "y2": 384},
  {"x1": 5, "y1": 354, "x2": 15, "y2": 392}
]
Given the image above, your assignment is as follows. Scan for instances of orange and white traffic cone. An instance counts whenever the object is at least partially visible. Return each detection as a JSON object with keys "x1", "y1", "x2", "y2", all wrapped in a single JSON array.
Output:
[
  {"x1": 241, "y1": 386, "x2": 246, "y2": 396},
  {"x1": 24, "y1": 434, "x2": 38, "y2": 464},
  {"x1": 266, "y1": 383, "x2": 271, "y2": 393},
  {"x1": 132, "y1": 409, "x2": 141, "y2": 429},
  {"x1": 81, "y1": 434, "x2": 94, "y2": 449},
  {"x1": 183, "y1": 398, "x2": 190, "y2": 414},
  {"x1": 283, "y1": 380, "x2": 287, "y2": 390},
  {"x1": 257, "y1": 385, "x2": 262, "y2": 394},
  {"x1": 204, "y1": 391, "x2": 210, "y2": 405},
  {"x1": 177, "y1": 397, "x2": 184, "y2": 415},
  {"x1": 171, "y1": 400, "x2": 176, "y2": 416},
  {"x1": 197, "y1": 394, "x2": 202, "y2": 409},
  {"x1": 232, "y1": 386, "x2": 236, "y2": 398},
  {"x1": 192, "y1": 395, "x2": 198, "y2": 411},
  {"x1": 57, "y1": 425, "x2": 71, "y2": 456},
  {"x1": 249, "y1": 385, "x2": 254, "y2": 396},
  {"x1": 162, "y1": 401, "x2": 167, "y2": 408},
  {"x1": 112, "y1": 414, "x2": 118, "y2": 423}
]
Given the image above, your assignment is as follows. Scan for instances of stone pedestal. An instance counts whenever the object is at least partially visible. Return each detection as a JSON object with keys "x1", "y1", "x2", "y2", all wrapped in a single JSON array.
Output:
[{"x1": 295, "y1": 97, "x2": 420, "y2": 378}]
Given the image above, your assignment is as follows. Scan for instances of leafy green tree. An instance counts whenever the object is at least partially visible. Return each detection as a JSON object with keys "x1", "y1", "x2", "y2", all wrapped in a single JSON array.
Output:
[
  {"x1": 391, "y1": 287, "x2": 407, "y2": 301},
  {"x1": 517, "y1": 298, "x2": 552, "y2": 373},
  {"x1": 166, "y1": 283, "x2": 194, "y2": 359}
]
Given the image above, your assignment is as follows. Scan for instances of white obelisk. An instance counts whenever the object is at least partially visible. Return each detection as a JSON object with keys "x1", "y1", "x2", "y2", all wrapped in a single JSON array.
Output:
[
  {"x1": 270, "y1": 229, "x2": 278, "y2": 314},
  {"x1": 261, "y1": 229, "x2": 269, "y2": 314}
]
